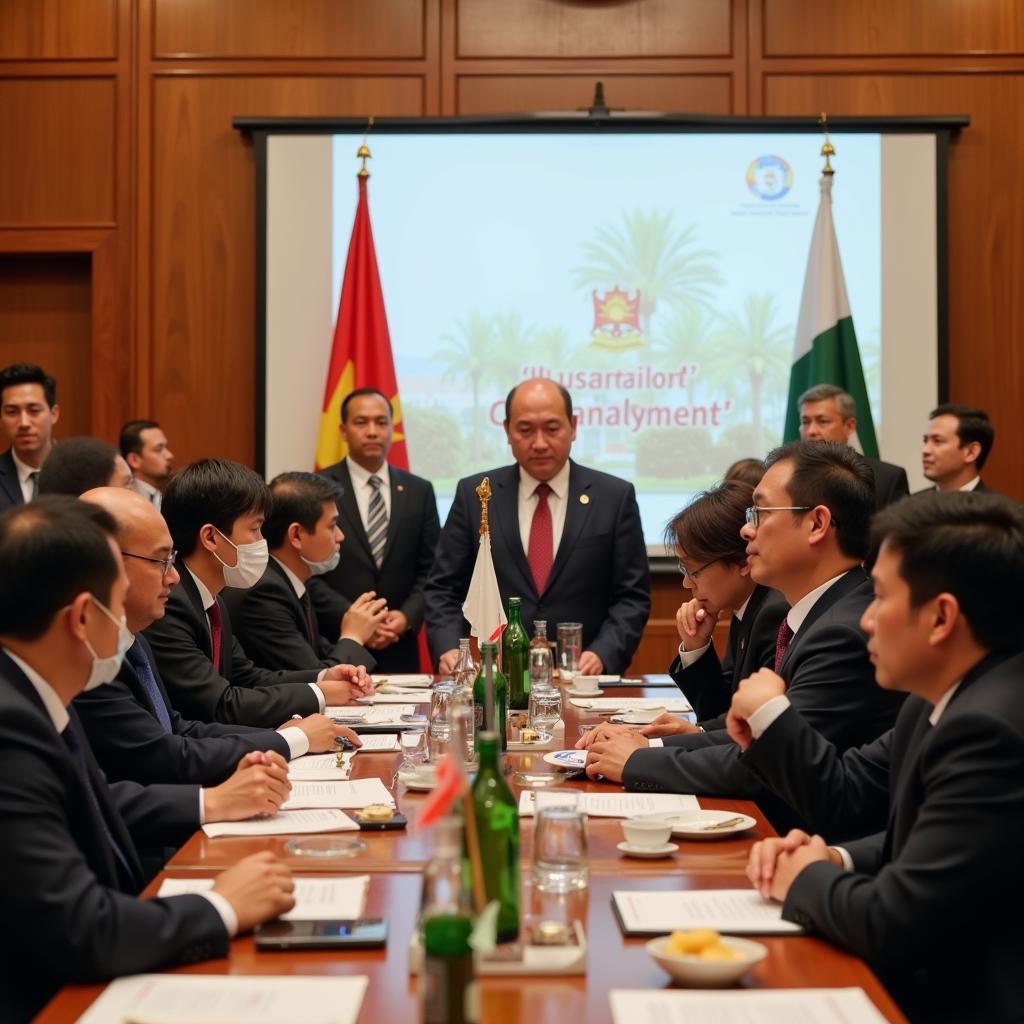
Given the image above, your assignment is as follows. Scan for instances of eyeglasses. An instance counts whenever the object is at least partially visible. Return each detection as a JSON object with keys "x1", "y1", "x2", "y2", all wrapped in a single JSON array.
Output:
[
  {"x1": 744, "y1": 506, "x2": 812, "y2": 528},
  {"x1": 121, "y1": 549, "x2": 177, "y2": 576},
  {"x1": 676, "y1": 557, "x2": 719, "y2": 582}
]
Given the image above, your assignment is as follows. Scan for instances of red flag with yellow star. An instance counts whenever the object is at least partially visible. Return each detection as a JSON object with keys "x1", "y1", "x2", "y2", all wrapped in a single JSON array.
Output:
[{"x1": 315, "y1": 174, "x2": 407, "y2": 470}]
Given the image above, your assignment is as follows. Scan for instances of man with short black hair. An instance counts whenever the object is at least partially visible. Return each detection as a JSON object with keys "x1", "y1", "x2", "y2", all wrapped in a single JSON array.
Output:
[
  {"x1": 0, "y1": 361, "x2": 60, "y2": 511},
  {"x1": 921, "y1": 403, "x2": 995, "y2": 492},
  {"x1": 120, "y1": 419, "x2": 175, "y2": 509},
  {"x1": 0, "y1": 497, "x2": 296, "y2": 1023},
  {"x1": 143, "y1": 459, "x2": 373, "y2": 727},
  {"x1": 736, "y1": 491, "x2": 1024, "y2": 1023},
  {"x1": 37, "y1": 436, "x2": 133, "y2": 496}
]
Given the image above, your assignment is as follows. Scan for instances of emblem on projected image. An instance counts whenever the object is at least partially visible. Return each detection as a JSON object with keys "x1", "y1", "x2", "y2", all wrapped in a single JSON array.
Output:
[
  {"x1": 589, "y1": 286, "x2": 644, "y2": 353},
  {"x1": 746, "y1": 155, "x2": 794, "y2": 201}
]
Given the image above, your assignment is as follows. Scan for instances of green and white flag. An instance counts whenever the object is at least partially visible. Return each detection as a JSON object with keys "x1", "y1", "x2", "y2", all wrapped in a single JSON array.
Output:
[{"x1": 783, "y1": 173, "x2": 878, "y2": 458}]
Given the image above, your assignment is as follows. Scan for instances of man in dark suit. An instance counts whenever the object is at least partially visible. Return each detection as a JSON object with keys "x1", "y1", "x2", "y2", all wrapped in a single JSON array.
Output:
[
  {"x1": 312, "y1": 387, "x2": 440, "y2": 672},
  {"x1": 738, "y1": 491, "x2": 1024, "y2": 1024},
  {"x1": 144, "y1": 459, "x2": 373, "y2": 728},
  {"x1": 0, "y1": 361, "x2": 60, "y2": 512},
  {"x1": 76, "y1": 486, "x2": 360, "y2": 785},
  {"x1": 120, "y1": 418, "x2": 175, "y2": 510},
  {"x1": 0, "y1": 496, "x2": 296, "y2": 1023},
  {"x1": 584, "y1": 443, "x2": 903, "y2": 820},
  {"x1": 226, "y1": 472, "x2": 383, "y2": 673},
  {"x1": 797, "y1": 383, "x2": 909, "y2": 509},
  {"x1": 426, "y1": 377, "x2": 650, "y2": 675},
  {"x1": 921, "y1": 402, "x2": 995, "y2": 492}
]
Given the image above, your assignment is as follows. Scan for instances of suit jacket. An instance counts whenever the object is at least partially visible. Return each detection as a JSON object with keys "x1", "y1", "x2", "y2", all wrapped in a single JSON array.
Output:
[
  {"x1": 783, "y1": 651, "x2": 1024, "y2": 1023},
  {"x1": 668, "y1": 585, "x2": 789, "y2": 728},
  {"x1": 0, "y1": 653, "x2": 227, "y2": 1023},
  {"x1": 311, "y1": 459, "x2": 440, "y2": 672},
  {"x1": 74, "y1": 633, "x2": 292, "y2": 786},
  {"x1": 224, "y1": 558, "x2": 376, "y2": 674},
  {"x1": 0, "y1": 447, "x2": 25, "y2": 512},
  {"x1": 864, "y1": 456, "x2": 909, "y2": 510},
  {"x1": 425, "y1": 460, "x2": 651, "y2": 673},
  {"x1": 143, "y1": 562, "x2": 322, "y2": 727},
  {"x1": 624, "y1": 570, "x2": 904, "y2": 826}
]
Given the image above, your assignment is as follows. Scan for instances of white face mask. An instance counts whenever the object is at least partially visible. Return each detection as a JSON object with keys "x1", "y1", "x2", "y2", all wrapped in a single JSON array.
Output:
[
  {"x1": 212, "y1": 528, "x2": 269, "y2": 589},
  {"x1": 301, "y1": 548, "x2": 341, "y2": 576},
  {"x1": 83, "y1": 596, "x2": 132, "y2": 691}
]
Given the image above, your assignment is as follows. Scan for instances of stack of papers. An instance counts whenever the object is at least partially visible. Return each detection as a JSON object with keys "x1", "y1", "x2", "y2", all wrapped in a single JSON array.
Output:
[
  {"x1": 157, "y1": 875, "x2": 370, "y2": 921},
  {"x1": 282, "y1": 778, "x2": 395, "y2": 810},
  {"x1": 358, "y1": 691, "x2": 431, "y2": 704},
  {"x1": 611, "y1": 889, "x2": 802, "y2": 936},
  {"x1": 201, "y1": 808, "x2": 358, "y2": 838},
  {"x1": 568, "y1": 697, "x2": 692, "y2": 712},
  {"x1": 76, "y1": 975, "x2": 368, "y2": 1024},
  {"x1": 328, "y1": 704, "x2": 416, "y2": 723},
  {"x1": 518, "y1": 792, "x2": 699, "y2": 818},
  {"x1": 372, "y1": 673, "x2": 433, "y2": 688},
  {"x1": 288, "y1": 752, "x2": 354, "y2": 780}
]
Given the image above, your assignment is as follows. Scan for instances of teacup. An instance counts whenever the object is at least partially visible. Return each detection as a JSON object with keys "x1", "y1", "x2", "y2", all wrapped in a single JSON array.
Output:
[
  {"x1": 571, "y1": 673, "x2": 599, "y2": 693},
  {"x1": 622, "y1": 816, "x2": 673, "y2": 848}
]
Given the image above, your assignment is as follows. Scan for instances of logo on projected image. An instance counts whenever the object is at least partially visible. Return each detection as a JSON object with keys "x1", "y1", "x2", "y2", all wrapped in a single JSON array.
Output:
[
  {"x1": 746, "y1": 155, "x2": 794, "y2": 201},
  {"x1": 589, "y1": 286, "x2": 645, "y2": 353}
]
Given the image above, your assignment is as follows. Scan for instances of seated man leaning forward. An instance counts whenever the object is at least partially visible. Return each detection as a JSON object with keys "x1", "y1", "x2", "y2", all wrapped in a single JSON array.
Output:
[
  {"x1": 738, "y1": 491, "x2": 1024, "y2": 1024},
  {"x1": 582, "y1": 442, "x2": 903, "y2": 832}
]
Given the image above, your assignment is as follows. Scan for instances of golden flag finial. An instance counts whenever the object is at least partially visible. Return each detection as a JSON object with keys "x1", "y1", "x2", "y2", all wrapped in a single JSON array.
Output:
[
  {"x1": 357, "y1": 116, "x2": 375, "y2": 178},
  {"x1": 819, "y1": 112, "x2": 835, "y2": 177},
  {"x1": 476, "y1": 477, "x2": 492, "y2": 536}
]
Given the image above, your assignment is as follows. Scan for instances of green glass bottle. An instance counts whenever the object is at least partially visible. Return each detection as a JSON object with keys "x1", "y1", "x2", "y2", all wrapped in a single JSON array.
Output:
[
  {"x1": 467, "y1": 731, "x2": 520, "y2": 944},
  {"x1": 502, "y1": 597, "x2": 530, "y2": 711},
  {"x1": 473, "y1": 642, "x2": 507, "y2": 752},
  {"x1": 421, "y1": 817, "x2": 477, "y2": 1024}
]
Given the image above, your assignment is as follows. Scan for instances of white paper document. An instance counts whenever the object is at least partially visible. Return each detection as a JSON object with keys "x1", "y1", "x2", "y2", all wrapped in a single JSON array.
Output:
[
  {"x1": 282, "y1": 777, "x2": 395, "y2": 810},
  {"x1": 609, "y1": 988, "x2": 889, "y2": 1024},
  {"x1": 76, "y1": 974, "x2": 368, "y2": 1024},
  {"x1": 359, "y1": 691, "x2": 431, "y2": 704},
  {"x1": 612, "y1": 888, "x2": 803, "y2": 935},
  {"x1": 519, "y1": 791, "x2": 699, "y2": 818},
  {"x1": 325, "y1": 705, "x2": 368, "y2": 720},
  {"x1": 157, "y1": 875, "x2": 370, "y2": 921},
  {"x1": 354, "y1": 732, "x2": 399, "y2": 751},
  {"x1": 361, "y1": 704, "x2": 417, "y2": 723},
  {"x1": 372, "y1": 673, "x2": 433, "y2": 687},
  {"x1": 201, "y1": 808, "x2": 359, "y2": 838},
  {"x1": 569, "y1": 696, "x2": 693, "y2": 712},
  {"x1": 287, "y1": 752, "x2": 354, "y2": 780}
]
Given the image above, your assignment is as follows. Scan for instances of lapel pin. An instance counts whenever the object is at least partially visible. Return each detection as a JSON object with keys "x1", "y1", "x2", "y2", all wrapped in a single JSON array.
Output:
[
  {"x1": 579, "y1": 494, "x2": 590, "y2": 505},
  {"x1": 397, "y1": 484, "x2": 405, "y2": 492}
]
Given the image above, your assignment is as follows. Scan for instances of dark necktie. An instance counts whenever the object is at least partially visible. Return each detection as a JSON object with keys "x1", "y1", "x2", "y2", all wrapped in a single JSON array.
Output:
[
  {"x1": 773, "y1": 620, "x2": 794, "y2": 673},
  {"x1": 125, "y1": 639, "x2": 173, "y2": 734},
  {"x1": 299, "y1": 590, "x2": 318, "y2": 646},
  {"x1": 366, "y1": 475, "x2": 387, "y2": 569},
  {"x1": 62, "y1": 718, "x2": 136, "y2": 888},
  {"x1": 207, "y1": 600, "x2": 223, "y2": 673},
  {"x1": 527, "y1": 483, "x2": 554, "y2": 594},
  {"x1": 27, "y1": 470, "x2": 38, "y2": 501}
]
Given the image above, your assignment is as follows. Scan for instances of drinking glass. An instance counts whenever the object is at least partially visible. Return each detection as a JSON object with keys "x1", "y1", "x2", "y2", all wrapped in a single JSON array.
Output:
[
  {"x1": 528, "y1": 686, "x2": 562, "y2": 736},
  {"x1": 400, "y1": 729, "x2": 427, "y2": 771},
  {"x1": 427, "y1": 684, "x2": 453, "y2": 761},
  {"x1": 556, "y1": 623, "x2": 583, "y2": 677},
  {"x1": 532, "y1": 791, "x2": 588, "y2": 893}
]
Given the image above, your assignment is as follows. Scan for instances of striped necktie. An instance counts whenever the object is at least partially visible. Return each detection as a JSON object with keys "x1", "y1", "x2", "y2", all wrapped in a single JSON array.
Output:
[
  {"x1": 125, "y1": 639, "x2": 174, "y2": 734},
  {"x1": 27, "y1": 470, "x2": 39, "y2": 501},
  {"x1": 366, "y1": 475, "x2": 387, "y2": 569}
]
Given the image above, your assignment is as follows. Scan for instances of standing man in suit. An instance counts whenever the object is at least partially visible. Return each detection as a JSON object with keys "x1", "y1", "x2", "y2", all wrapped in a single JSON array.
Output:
[
  {"x1": 226, "y1": 472, "x2": 385, "y2": 673},
  {"x1": 144, "y1": 459, "x2": 373, "y2": 727},
  {"x1": 120, "y1": 419, "x2": 175, "y2": 510},
  {"x1": 739, "y1": 491, "x2": 1024, "y2": 1024},
  {"x1": 76, "y1": 486, "x2": 361, "y2": 786},
  {"x1": 426, "y1": 377, "x2": 650, "y2": 676},
  {"x1": 921, "y1": 403, "x2": 994, "y2": 492},
  {"x1": 313, "y1": 387, "x2": 440, "y2": 672},
  {"x1": 0, "y1": 496, "x2": 296, "y2": 1023},
  {"x1": 797, "y1": 383, "x2": 909, "y2": 509},
  {"x1": 0, "y1": 361, "x2": 59, "y2": 512},
  {"x1": 584, "y1": 443, "x2": 902, "y2": 824}
]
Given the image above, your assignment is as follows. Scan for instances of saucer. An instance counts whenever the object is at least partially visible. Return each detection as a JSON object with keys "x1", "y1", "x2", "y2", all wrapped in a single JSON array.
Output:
[
  {"x1": 566, "y1": 687, "x2": 604, "y2": 698},
  {"x1": 398, "y1": 768, "x2": 437, "y2": 791},
  {"x1": 617, "y1": 840, "x2": 678, "y2": 859},
  {"x1": 542, "y1": 749, "x2": 588, "y2": 771},
  {"x1": 644, "y1": 809, "x2": 757, "y2": 839}
]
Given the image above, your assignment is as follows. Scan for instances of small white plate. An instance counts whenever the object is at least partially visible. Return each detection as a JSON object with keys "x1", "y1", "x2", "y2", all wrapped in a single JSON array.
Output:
[
  {"x1": 566, "y1": 687, "x2": 604, "y2": 698},
  {"x1": 543, "y1": 749, "x2": 588, "y2": 771},
  {"x1": 611, "y1": 708, "x2": 666, "y2": 725},
  {"x1": 644, "y1": 809, "x2": 757, "y2": 839},
  {"x1": 398, "y1": 768, "x2": 437, "y2": 791},
  {"x1": 617, "y1": 840, "x2": 678, "y2": 859}
]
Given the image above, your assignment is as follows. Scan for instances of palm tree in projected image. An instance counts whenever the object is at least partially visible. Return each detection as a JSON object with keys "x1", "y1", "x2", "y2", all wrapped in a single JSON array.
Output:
[
  {"x1": 653, "y1": 303, "x2": 717, "y2": 404},
  {"x1": 433, "y1": 310, "x2": 495, "y2": 465},
  {"x1": 704, "y1": 293, "x2": 792, "y2": 453},
  {"x1": 571, "y1": 209, "x2": 723, "y2": 343}
]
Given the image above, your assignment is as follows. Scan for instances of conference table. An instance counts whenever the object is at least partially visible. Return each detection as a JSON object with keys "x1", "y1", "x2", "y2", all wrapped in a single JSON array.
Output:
[{"x1": 37, "y1": 678, "x2": 907, "y2": 1023}]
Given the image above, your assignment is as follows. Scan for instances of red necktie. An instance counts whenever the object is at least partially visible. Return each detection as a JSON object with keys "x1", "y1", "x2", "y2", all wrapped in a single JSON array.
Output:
[
  {"x1": 207, "y1": 600, "x2": 223, "y2": 673},
  {"x1": 527, "y1": 483, "x2": 554, "y2": 594},
  {"x1": 773, "y1": 620, "x2": 794, "y2": 673}
]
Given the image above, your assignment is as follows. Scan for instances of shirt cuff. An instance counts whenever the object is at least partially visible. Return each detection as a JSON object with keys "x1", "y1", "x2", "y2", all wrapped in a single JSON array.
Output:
[
  {"x1": 198, "y1": 788, "x2": 206, "y2": 825},
  {"x1": 830, "y1": 846, "x2": 854, "y2": 871},
  {"x1": 200, "y1": 890, "x2": 239, "y2": 937},
  {"x1": 647, "y1": 738, "x2": 665, "y2": 748},
  {"x1": 678, "y1": 641, "x2": 712, "y2": 669},
  {"x1": 748, "y1": 695, "x2": 792, "y2": 740},
  {"x1": 308, "y1": 682, "x2": 326, "y2": 712},
  {"x1": 278, "y1": 725, "x2": 310, "y2": 759}
]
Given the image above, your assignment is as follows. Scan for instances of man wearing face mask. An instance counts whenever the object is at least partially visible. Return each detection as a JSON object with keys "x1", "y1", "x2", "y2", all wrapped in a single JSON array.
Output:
[
  {"x1": 0, "y1": 497, "x2": 297, "y2": 1023},
  {"x1": 144, "y1": 459, "x2": 374, "y2": 727},
  {"x1": 224, "y1": 472, "x2": 387, "y2": 673}
]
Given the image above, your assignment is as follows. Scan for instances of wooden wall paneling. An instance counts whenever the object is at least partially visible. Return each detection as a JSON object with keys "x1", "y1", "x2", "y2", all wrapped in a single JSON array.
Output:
[
  {"x1": 147, "y1": 74, "x2": 426, "y2": 467},
  {"x1": 152, "y1": 0, "x2": 426, "y2": 60},
  {"x1": 456, "y1": 0, "x2": 733, "y2": 59},
  {"x1": 763, "y1": 0, "x2": 1024, "y2": 58},
  {"x1": 0, "y1": 0, "x2": 116, "y2": 61},
  {"x1": 0, "y1": 77, "x2": 117, "y2": 226},
  {"x1": 762, "y1": 73, "x2": 1024, "y2": 500}
]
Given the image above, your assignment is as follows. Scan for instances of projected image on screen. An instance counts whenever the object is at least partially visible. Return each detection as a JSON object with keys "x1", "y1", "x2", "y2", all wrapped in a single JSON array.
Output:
[{"x1": 328, "y1": 133, "x2": 881, "y2": 541}]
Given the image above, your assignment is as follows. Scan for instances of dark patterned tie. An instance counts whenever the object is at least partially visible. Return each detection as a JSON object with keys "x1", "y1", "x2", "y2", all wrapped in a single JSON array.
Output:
[
  {"x1": 366, "y1": 475, "x2": 387, "y2": 569},
  {"x1": 207, "y1": 600, "x2": 223, "y2": 673},
  {"x1": 124, "y1": 639, "x2": 173, "y2": 734},
  {"x1": 527, "y1": 483, "x2": 554, "y2": 594},
  {"x1": 27, "y1": 470, "x2": 38, "y2": 501},
  {"x1": 299, "y1": 590, "x2": 318, "y2": 646},
  {"x1": 773, "y1": 620, "x2": 794, "y2": 673}
]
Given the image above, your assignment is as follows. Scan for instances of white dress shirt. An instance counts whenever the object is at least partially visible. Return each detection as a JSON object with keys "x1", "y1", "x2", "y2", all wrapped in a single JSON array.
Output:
[
  {"x1": 959, "y1": 477, "x2": 981, "y2": 492},
  {"x1": 11, "y1": 450, "x2": 40, "y2": 504},
  {"x1": 517, "y1": 460, "x2": 571, "y2": 558},
  {"x1": 132, "y1": 477, "x2": 162, "y2": 510},
  {"x1": 347, "y1": 458, "x2": 391, "y2": 531}
]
